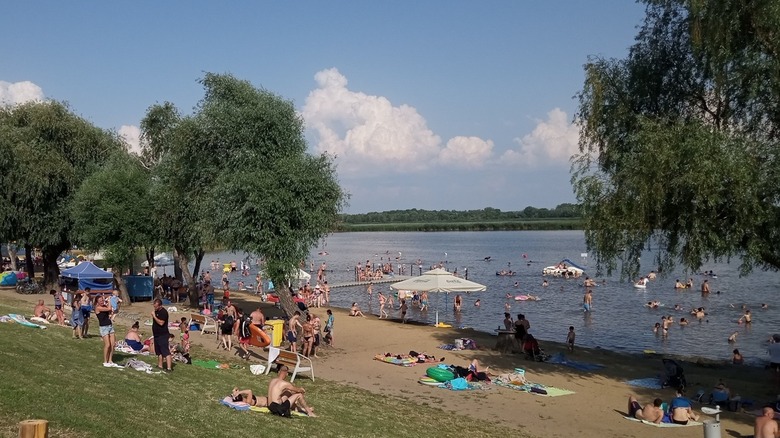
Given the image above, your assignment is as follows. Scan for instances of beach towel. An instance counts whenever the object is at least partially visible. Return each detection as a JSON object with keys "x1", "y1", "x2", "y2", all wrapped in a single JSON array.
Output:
[
  {"x1": 547, "y1": 352, "x2": 604, "y2": 371},
  {"x1": 374, "y1": 354, "x2": 439, "y2": 366},
  {"x1": 624, "y1": 377, "x2": 663, "y2": 389},
  {"x1": 221, "y1": 396, "x2": 251, "y2": 411},
  {"x1": 623, "y1": 416, "x2": 702, "y2": 427},
  {"x1": 494, "y1": 380, "x2": 575, "y2": 397},
  {"x1": 250, "y1": 406, "x2": 307, "y2": 417},
  {"x1": 6, "y1": 314, "x2": 46, "y2": 329},
  {"x1": 193, "y1": 359, "x2": 231, "y2": 369}
]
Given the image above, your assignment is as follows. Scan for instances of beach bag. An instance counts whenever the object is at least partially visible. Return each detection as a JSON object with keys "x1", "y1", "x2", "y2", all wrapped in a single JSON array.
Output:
[{"x1": 239, "y1": 318, "x2": 251, "y2": 338}]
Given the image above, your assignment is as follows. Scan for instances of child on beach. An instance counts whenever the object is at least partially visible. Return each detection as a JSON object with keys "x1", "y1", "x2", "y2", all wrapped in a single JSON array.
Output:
[
  {"x1": 109, "y1": 290, "x2": 122, "y2": 321},
  {"x1": 566, "y1": 326, "x2": 576, "y2": 352}
]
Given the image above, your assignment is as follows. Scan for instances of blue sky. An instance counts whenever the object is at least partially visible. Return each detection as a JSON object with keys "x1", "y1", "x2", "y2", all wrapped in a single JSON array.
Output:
[{"x1": 0, "y1": 1, "x2": 645, "y2": 213}]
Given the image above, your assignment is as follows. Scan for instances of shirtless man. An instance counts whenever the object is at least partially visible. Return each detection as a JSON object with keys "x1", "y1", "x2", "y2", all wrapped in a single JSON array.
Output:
[
  {"x1": 583, "y1": 289, "x2": 593, "y2": 312},
  {"x1": 250, "y1": 307, "x2": 266, "y2": 328},
  {"x1": 754, "y1": 406, "x2": 779, "y2": 438},
  {"x1": 627, "y1": 395, "x2": 664, "y2": 424},
  {"x1": 701, "y1": 279, "x2": 710, "y2": 296},
  {"x1": 34, "y1": 299, "x2": 52, "y2": 319},
  {"x1": 267, "y1": 365, "x2": 316, "y2": 417},
  {"x1": 739, "y1": 309, "x2": 752, "y2": 325},
  {"x1": 286, "y1": 311, "x2": 302, "y2": 352}
]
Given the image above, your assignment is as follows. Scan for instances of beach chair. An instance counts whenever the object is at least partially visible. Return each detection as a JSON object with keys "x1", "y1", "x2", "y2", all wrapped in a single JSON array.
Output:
[
  {"x1": 188, "y1": 313, "x2": 218, "y2": 341},
  {"x1": 264, "y1": 346, "x2": 314, "y2": 382}
]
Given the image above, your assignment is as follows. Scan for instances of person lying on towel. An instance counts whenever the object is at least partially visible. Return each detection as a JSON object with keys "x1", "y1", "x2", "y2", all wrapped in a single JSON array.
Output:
[
  {"x1": 231, "y1": 387, "x2": 267, "y2": 407},
  {"x1": 627, "y1": 395, "x2": 664, "y2": 424}
]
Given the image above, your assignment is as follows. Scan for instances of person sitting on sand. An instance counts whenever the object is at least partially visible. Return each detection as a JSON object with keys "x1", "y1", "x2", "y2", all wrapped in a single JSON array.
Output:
[
  {"x1": 627, "y1": 395, "x2": 664, "y2": 424},
  {"x1": 267, "y1": 365, "x2": 316, "y2": 417},
  {"x1": 452, "y1": 359, "x2": 491, "y2": 382},
  {"x1": 754, "y1": 406, "x2": 779, "y2": 438},
  {"x1": 349, "y1": 302, "x2": 365, "y2": 317},
  {"x1": 124, "y1": 321, "x2": 150, "y2": 353},
  {"x1": 669, "y1": 388, "x2": 699, "y2": 425},
  {"x1": 231, "y1": 387, "x2": 268, "y2": 407},
  {"x1": 34, "y1": 299, "x2": 52, "y2": 319},
  {"x1": 709, "y1": 380, "x2": 731, "y2": 404}
]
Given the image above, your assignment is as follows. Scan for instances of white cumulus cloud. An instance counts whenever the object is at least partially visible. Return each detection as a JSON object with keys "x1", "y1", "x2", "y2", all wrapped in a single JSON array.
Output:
[
  {"x1": 501, "y1": 108, "x2": 579, "y2": 166},
  {"x1": 302, "y1": 68, "x2": 493, "y2": 176},
  {"x1": 439, "y1": 136, "x2": 493, "y2": 169},
  {"x1": 0, "y1": 80, "x2": 45, "y2": 106},
  {"x1": 119, "y1": 125, "x2": 142, "y2": 155}
]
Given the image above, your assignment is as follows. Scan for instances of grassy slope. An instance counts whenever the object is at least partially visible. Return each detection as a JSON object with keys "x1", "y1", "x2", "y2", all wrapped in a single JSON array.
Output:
[{"x1": 0, "y1": 301, "x2": 523, "y2": 438}]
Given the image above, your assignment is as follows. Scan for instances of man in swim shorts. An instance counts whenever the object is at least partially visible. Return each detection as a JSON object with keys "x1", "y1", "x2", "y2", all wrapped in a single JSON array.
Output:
[
  {"x1": 267, "y1": 366, "x2": 316, "y2": 417},
  {"x1": 627, "y1": 395, "x2": 664, "y2": 424},
  {"x1": 583, "y1": 289, "x2": 592, "y2": 312}
]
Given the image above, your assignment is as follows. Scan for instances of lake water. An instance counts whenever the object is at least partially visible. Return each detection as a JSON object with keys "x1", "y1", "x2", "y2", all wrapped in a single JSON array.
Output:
[{"x1": 203, "y1": 230, "x2": 780, "y2": 365}]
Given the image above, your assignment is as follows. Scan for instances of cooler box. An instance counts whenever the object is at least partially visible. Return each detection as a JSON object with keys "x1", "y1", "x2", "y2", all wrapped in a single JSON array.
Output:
[{"x1": 268, "y1": 319, "x2": 284, "y2": 347}]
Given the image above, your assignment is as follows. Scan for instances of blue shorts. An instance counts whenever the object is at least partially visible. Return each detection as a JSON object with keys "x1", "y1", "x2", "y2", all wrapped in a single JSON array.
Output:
[
  {"x1": 583, "y1": 303, "x2": 591, "y2": 312},
  {"x1": 207, "y1": 294, "x2": 214, "y2": 305},
  {"x1": 99, "y1": 325, "x2": 115, "y2": 337},
  {"x1": 286, "y1": 331, "x2": 297, "y2": 343},
  {"x1": 125, "y1": 339, "x2": 144, "y2": 351},
  {"x1": 71, "y1": 310, "x2": 84, "y2": 327}
]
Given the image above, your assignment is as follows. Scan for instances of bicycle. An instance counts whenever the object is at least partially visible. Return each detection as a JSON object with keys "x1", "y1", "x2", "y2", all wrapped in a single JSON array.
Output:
[{"x1": 16, "y1": 278, "x2": 42, "y2": 294}]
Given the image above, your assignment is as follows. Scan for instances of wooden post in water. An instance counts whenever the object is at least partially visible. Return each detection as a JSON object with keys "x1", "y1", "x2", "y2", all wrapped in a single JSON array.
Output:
[{"x1": 18, "y1": 419, "x2": 48, "y2": 438}]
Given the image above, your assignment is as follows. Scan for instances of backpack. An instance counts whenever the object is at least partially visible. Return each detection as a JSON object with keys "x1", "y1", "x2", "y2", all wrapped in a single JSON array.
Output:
[{"x1": 239, "y1": 318, "x2": 251, "y2": 338}]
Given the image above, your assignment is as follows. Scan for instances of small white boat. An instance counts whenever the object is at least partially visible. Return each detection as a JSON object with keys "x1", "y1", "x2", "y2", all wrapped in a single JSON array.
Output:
[{"x1": 542, "y1": 259, "x2": 585, "y2": 277}]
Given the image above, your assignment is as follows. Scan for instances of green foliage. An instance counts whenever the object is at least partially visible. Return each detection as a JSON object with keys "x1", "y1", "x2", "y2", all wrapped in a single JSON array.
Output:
[
  {"x1": 0, "y1": 101, "x2": 123, "y2": 282},
  {"x1": 70, "y1": 152, "x2": 156, "y2": 292},
  {"x1": 141, "y1": 73, "x2": 346, "y2": 315},
  {"x1": 573, "y1": 0, "x2": 780, "y2": 278},
  {"x1": 340, "y1": 204, "x2": 580, "y2": 224}
]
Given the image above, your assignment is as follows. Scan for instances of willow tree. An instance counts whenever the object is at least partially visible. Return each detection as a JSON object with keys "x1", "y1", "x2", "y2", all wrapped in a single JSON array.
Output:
[
  {"x1": 70, "y1": 152, "x2": 156, "y2": 304},
  {"x1": 143, "y1": 73, "x2": 346, "y2": 315},
  {"x1": 0, "y1": 101, "x2": 123, "y2": 285},
  {"x1": 572, "y1": 0, "x2": 780, "y2": 279}
]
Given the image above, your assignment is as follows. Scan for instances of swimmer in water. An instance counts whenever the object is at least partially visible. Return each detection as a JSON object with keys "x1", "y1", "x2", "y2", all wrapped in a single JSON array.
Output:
[
  {"x1": 728, "y1": 331, "x2": 738, "y2": 342},
  {"x1": 474, "y1": 299, "x2": 481, "y2": 307}
]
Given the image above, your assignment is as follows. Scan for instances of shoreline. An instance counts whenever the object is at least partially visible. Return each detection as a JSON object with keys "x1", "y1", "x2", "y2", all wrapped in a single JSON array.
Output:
[{"x1": 1, "y1": 287, "x2": 772, "y2": 438}]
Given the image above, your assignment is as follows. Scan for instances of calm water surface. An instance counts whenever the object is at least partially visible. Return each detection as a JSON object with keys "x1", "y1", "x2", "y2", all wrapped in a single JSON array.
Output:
[{"x1": 204, "y1": 231, "x2": 780, "y2": 365}]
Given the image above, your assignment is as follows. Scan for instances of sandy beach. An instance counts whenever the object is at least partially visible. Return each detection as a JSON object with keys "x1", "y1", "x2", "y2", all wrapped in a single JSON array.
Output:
[{"x1": 5, "y1": 287, "x2": 774, "y2": 438}]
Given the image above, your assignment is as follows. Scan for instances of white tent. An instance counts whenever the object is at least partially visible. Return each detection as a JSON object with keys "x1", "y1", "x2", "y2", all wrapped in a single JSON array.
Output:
[{"x1": 391, "y1": 268, "x2": 486, "y2": 325}]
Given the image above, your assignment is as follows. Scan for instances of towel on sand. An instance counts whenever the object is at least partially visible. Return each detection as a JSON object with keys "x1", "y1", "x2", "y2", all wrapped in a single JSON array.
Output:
[
  {"x1": 494, "y1": 380, "x2": 575, "y2": 397},
  {"x1": 221, "y1": 396, "x2": 251, "y2": 411},
  {"x1": 623, "y1": 416, "x2": 702, "y2": 427},
  {"x1": 624, "y1": 377, "x2": 664, "y2": 389},
  {"x1": 547, "y1": 352, "x2": 604, "y2": 371}
]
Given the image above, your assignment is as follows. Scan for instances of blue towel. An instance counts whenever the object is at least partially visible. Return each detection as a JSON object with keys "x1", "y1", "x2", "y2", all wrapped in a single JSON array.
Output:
[
  {"x1": 624, "y1": 377, "x2": 664, "y2": 389},
  {"x1": 547, "y1": 352, "x2": 605, "y2": 371}
]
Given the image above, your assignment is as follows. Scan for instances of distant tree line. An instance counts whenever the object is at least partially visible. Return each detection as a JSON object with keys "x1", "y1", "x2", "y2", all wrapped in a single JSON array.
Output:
[{"x1": 339, "y1": 204, "x2": 581, "y2": 225}]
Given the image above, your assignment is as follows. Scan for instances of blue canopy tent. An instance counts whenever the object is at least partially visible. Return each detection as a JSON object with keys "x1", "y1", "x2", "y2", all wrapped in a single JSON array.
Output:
[{"x1": 60, "y1": 262, "x2": 114, "y2": 291}]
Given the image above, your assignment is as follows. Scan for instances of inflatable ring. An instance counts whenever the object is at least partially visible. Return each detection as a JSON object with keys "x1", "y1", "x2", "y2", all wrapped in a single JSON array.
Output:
[
  {"x1": 434, "y1": 322, "x2": 452, "y2": 328},
  {"x1": 426, "y1": 366, "x2": 455, "y2": 382},
  {"x1": 418, "y1": 377, "x2": 443, "y2": 386}
]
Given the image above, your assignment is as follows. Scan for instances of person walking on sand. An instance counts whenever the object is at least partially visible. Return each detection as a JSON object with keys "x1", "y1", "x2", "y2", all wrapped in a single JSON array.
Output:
[
  {"x1": 583, "y1": 289, "x2": 593, "y2": 312},
  {"x1": 323, "y1": 309, "x2": 334, "y2": 347},
  {"x1": 400, "y1": 299, "x2": 408, "y2": 323},
  {"x1": 378, "y1": 292, "x2": 389, "y2": 319}
]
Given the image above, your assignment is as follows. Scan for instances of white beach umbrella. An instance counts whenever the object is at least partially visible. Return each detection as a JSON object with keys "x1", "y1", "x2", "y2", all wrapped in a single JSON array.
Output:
[{"x1": 390, "y1": 268, "x2": 486, "y2": 325}]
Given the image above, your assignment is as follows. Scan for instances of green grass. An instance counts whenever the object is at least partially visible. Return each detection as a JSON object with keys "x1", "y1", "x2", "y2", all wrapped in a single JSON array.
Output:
[{"x1": 0, "y1": 300, "x2": 523, "y2": 438}]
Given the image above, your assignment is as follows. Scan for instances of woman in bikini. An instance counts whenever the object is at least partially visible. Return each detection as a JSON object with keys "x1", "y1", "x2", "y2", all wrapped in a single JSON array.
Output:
[{"x1": 231, "y1": 387, "x2": 267, "y2": 407}]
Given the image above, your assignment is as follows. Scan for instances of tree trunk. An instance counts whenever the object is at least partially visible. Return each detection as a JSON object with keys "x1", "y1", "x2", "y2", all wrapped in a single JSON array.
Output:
[
  {"x1": 275, "y1": 279, "x2": 299, "y2": 319},
  {"x1": 7, "y1": 244, "x2": 18, "y2": 271},
  {"x1": 113, "y1": 272, "x2": 131, "y2": 306},
  {"x1": 42, "y1": 248, "x2": 61, "y2": 289},
  {"x1": 24, "y1": 243, "x2": 35, "y2": 279},
  {"x1": 174, "y1": 247, "x2": 197, "y2": 308},
  {"x1": 189, "y1": 249, "x2": 205, "y2": 307}
]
